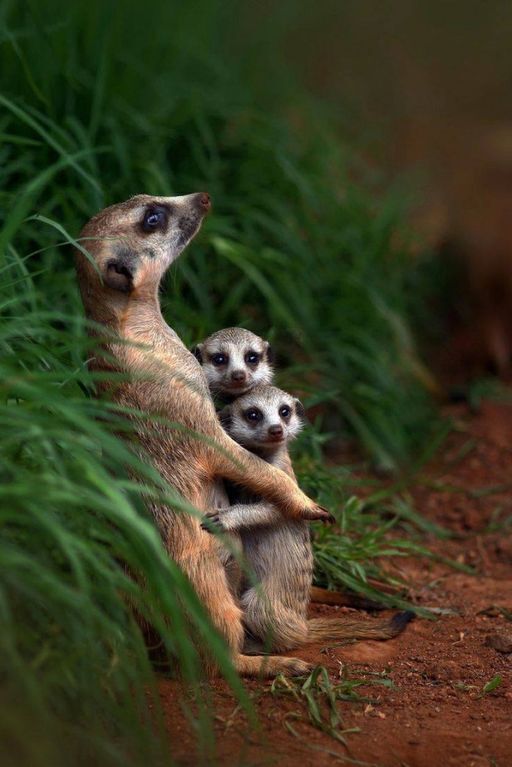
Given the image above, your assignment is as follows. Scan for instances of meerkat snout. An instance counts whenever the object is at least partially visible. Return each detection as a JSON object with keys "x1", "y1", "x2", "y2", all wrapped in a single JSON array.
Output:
[
  {"x1": 231, "y1": 369, "x2": 247, "y2": 385},
  {"x1": 268, "y1": 424, "x2": 284, "y2": 439},
  {"x1": 193, "y1": 327, "x2": 274, "y2": 397},
  {"x1": 196, "y1": 192, "x2": 211, "y2": 211}
]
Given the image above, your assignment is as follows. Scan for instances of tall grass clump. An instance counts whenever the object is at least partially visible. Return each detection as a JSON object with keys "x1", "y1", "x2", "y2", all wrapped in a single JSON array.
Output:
[
  {"x1": 1, "y1": 0, "x2": 440, "y2": 763},
  {"x1": 1, "y1": 0, "x2": 438, "y2": 468},
  {"x1": 0, "y1": 275, "x2": 245, "y2": 766}
]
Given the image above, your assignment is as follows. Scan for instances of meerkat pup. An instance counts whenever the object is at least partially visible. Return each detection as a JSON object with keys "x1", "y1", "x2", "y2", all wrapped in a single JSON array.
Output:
[
  {"x1": 195, "y1": 327, "x2": 392, "y2": 611},
  {"x1": 203, "y1": 384, "x2": 413, "y2": 652},
  {"x1": 193, "y1": 327, "x2": 273, "y2": 401},
  {"x1": 191, "y1": 326, "x2": 274, "y2": 595},
  {"x1": 75, "y1": 192, "x2": 332, "y2": 679}
]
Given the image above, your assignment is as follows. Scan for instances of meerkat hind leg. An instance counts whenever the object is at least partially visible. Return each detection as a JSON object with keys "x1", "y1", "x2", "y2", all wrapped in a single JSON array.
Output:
[
  {"x1": 171, "y1": 542, "x2": 310, "y2": 676},
  {"x1": 241, "y1": 587, "x2": 309, "y2": 652}
]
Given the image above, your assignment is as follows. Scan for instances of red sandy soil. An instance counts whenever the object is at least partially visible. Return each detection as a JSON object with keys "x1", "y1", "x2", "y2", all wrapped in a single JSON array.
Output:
[{"x1": 158, "y1": 399, "x2": 512, "y2": 767}]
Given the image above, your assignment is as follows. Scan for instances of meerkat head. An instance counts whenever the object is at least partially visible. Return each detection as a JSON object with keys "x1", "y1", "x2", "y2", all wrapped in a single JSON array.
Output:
[
  {"x1": 220, "y1": 384, "x2": 305, "y2": 453},
  {"x1": 75, "y1": 192, "x2": 210, "y2": 315},
  {"x1": 193, "y1": 327, "x2": 274, "y2": 397}
]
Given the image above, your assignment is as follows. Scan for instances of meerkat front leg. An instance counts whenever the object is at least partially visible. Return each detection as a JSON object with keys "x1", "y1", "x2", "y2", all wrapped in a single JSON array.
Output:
[
  {"x1": 202, "y1": 502, "x2": 281, "y2": 533},
  {"x1": 209, "y1": 435, "x2": 331, "y2": 522}
]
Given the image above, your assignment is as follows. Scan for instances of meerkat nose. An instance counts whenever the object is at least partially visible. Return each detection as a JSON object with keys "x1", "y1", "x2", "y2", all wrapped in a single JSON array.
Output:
[
  {"x1": 268, "y1": 424, "x2": 283, "y2": 437},
  {"x1": 231, "y1": 370, "x2": 246, "y2": 382},
  {"x1": 195, "y1": 192, "x2": 211, "y2": 212}
]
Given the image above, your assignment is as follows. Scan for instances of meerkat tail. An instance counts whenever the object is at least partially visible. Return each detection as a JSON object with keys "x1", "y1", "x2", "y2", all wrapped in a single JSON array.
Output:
[
  {"x1": 309, "y1": 586, "x2": 385, "y2": 611},
  {"x1": 310, "y1": 585, "x2": 348, "y2": 605},
  {"x1": 306, "y1": 611, "x2": 415, "y2": 642}
]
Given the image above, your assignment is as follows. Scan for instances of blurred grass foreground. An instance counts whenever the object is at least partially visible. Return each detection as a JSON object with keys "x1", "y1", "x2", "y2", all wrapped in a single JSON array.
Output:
[{"x1": 0, "y1": 1, "x2": 440, "y2": 765}]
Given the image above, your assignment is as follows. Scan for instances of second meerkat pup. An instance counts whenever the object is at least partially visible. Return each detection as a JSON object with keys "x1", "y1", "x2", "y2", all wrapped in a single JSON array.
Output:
[{"x1": 203, "y1": 385, "x2": 413, "y2": 652}]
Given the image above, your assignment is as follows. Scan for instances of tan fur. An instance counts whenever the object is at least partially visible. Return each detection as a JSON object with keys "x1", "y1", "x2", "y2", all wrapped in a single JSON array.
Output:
[
  {"x1": 74, "y1": 192, "x2": 331, "y2": 677},
  {"x1": 204, "y1": 384, "x2": 413, "y2": 652}
]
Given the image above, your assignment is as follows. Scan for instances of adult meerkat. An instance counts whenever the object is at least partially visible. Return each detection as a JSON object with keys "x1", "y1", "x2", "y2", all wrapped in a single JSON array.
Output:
[
  {"x1": 74, "y1": 192, "x2": 331, "y2": 678},
  {"x1": 192, "y1": 327, "x2": 273, "y2": 401},
  {"x1": 203, "y1": 384, "x2": 413, "y2": 652}
]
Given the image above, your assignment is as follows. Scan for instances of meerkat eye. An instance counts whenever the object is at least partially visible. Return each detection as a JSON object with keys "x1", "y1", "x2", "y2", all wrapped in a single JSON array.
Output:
[
  {"x1": 279, "y1": 405, "x2": 291, "y2": 419},
  {"x1": 211, "y1": 353, "x2": 228, "y2": 366},
  {"x1": 141, "y1": 206, "x2": 168, "y2": 232},
  {"x1": 244, "y1": 407, "x2": 263, "y2": 422},
  {"x1": 245, "y1": 350, "x2": 260, "y2": 365}
]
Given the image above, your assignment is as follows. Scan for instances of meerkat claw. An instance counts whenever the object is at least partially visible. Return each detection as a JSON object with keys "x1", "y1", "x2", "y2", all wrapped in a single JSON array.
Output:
[
  {"x1": 201, "y1": 514, "x2": 220, "y2": 533},
  {"x1": 303, "y1": 505, "x2": 335, "y2": 523},
  {"x1": 201, "y1": 511, "x2": 227, "y2": 533}
]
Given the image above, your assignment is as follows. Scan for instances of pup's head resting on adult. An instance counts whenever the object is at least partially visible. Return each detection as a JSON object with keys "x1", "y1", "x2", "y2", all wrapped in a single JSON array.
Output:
[
  {"x1": 220, "y1": 384, "x2": 305, "y2": 455},
  {"x1": 75, "y1": 193, "x2": 210, "y2": 322}
]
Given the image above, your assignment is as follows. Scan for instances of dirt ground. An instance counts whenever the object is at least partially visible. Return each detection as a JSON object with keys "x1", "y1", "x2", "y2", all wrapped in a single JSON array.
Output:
[{"x1": 159, "y1": 398, "x2": 512, "y2": 767}]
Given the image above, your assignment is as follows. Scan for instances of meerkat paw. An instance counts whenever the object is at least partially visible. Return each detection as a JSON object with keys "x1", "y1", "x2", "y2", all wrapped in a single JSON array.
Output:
[
  {"x1": 201, "y1": 510, "x2": 228, "y2": 533},
  {"x1": 301, "y1": 504, "x2": 335, "y2": 523},
  {"x1": 279, "y1": 657, "x2": 314, "y2": 676},
  {"x1": 235, "y1": 654, "x2": 313, "y2": 678}
]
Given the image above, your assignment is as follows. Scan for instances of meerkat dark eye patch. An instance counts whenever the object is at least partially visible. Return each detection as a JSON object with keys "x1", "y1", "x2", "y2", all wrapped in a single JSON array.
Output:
[
  {"x1": 245, "y1": 350, "x2": 260, "y2": 366},
  {"x1": 244, "y1": 407, "x2": 263, "y2": 423},
  {"x1": 140, "y1": 204, "x2": 170, "y2": 233},
  {"x1": 104, "y1": 251, "x2": 137, "y2": 293},
  {"x1": 279, "y1": 404, "x2": 291, "y2": 419}
]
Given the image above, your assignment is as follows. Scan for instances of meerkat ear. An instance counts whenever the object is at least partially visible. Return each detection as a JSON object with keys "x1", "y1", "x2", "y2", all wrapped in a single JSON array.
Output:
[
  {"x1": 294, "y1": 398, "x2": 306, "y2": 420},
  {"x1": 218, "y1": 405, "x2": 232, "y2": 428},
  {"x1": 265, "y1": 342, "x2": 274, "y2": 364},
  {"x1": 192, "y1": 344, "x2": 203, "y2": 363},
  {"x1": 104, "y1": 256, "x2": 135, "y2": 293}
]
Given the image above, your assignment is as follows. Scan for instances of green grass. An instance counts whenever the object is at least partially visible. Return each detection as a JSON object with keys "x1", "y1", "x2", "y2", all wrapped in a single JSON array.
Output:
[
  {"x1": 0, "y1": 1, "x2": 446, "y2": 764},
  {"x1": 294, "y1": 444, "x2": 450, "y2": 616},
  {"x1": 0, "y1": 306, "x2": 251, "y2": 766},
  {"x1": 0, "y1": 0, "x2": 439, "y2": 469},
  {"x1": 271, "y1": 664, "x2": 393, "y2": 746}
]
